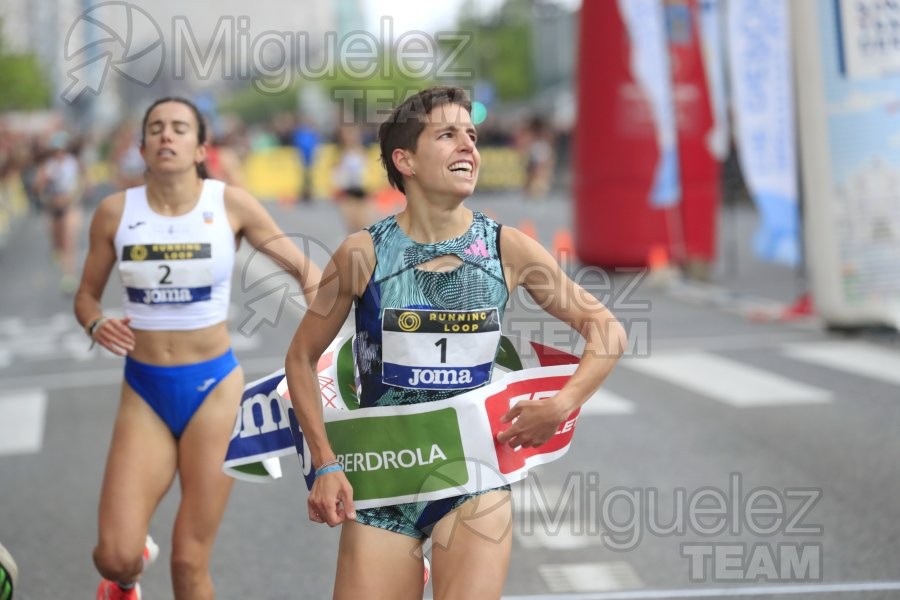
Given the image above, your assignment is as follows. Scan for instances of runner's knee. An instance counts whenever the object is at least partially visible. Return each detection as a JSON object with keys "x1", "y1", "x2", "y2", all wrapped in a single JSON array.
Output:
[
  {"x1": 93, "y1": 542, "x2": 142, "y2": 582},
  {"x1": 171, "y1": 543, "x2": 209, "y2": 582}
]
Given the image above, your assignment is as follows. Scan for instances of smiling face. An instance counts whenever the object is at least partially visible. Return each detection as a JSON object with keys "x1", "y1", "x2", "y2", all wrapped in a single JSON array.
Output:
[
  {"x1": 140, "y1": 101, "x2": 207, "y2": 177},
  {"x1": 396, "y1": 102, "x2": 480, "y2": 200}
]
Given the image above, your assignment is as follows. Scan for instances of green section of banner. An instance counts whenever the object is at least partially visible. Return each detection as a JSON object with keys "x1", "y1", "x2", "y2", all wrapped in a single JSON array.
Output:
[
  {"x1": 495, "y1": 335, "x2": 524, "y2": 371},
  {"x1": 336, "y1": 337, "x2": 359, "y2": 410},
  {"x1": 232, "y1": 462, "x2": 269, "y2": 478},
  {"x1": 325, "y1": 408, "x2": 468, "y2": 501}
]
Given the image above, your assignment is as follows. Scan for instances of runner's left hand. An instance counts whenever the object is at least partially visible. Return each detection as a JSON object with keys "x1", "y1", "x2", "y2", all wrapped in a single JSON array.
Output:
[{"x1": 497, "y1": 396, "x2": 571, "y2": 448}]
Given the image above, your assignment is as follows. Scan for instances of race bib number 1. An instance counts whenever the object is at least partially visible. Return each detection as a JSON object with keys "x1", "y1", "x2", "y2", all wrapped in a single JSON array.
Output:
[{"x1": 382, "y1": 307, "x2": 501, "y2": 391}]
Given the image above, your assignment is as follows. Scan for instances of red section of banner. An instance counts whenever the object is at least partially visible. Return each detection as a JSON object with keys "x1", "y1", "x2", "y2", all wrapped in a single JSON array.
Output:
[
  {"x1": 573, "y1": 0, "x2": 719, "y2": 267},
  {"x1": 530, "y1": 341, "x2": 579, "y2": 366},
  {"x1": 484, "y1": 376, "x2": 580, "y2": 474},
  {"x1": 574, "y1": 0, "x2": 667, "y2": 268}
]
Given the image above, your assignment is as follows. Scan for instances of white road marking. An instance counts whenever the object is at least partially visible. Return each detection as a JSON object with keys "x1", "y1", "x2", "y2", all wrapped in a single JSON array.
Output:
[
  {"x1": 580, "y1": 389, "x2": 636, "y2": 415},
  {"x1": 784, "y1": 341, "x2": 900, "y2": 386},
  {"x1": 511, "y1": 479, "x2": 600, "y2": 517},
  {"x1": 0, "y1": 314, "x2": 70, "y2": 337},
  {"x1": 0, "y1": 317, "x2": 25, "y2": 336},
  {"x1": 512, "y1": 483, "x2": 569, "y2": 514},
  {"x1": 623, "y1": 352, "x2": 831, "y2": 407},
  {"x1": 0, "y1": 389, "x2": 47, "y2": 455},
  {"x1": 650, "y1": 332, "x2": 821, "y2": 353},
  {"x1": 497, "y1": 580, "x2": 900, "y2": 599},
  {"x1": 0, "y1": 368, "x2": 122, "y2": 392},
  {"x1": 0, "y1": 356, "x2": 289, "y2": 392},
  {"x1": 538, "y1": 562, "x2": 643, "y2": 593},
  {"x1": 518, "y1": 528, "x2": 599, "y2": 550}
]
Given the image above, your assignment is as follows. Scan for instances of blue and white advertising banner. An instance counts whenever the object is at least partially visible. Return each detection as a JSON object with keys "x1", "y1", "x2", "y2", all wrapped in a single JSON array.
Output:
[
  {"x1": 836, "y1": 0, "x2": 900, "y2": 79},
  {"x1": 727, "y1": 0, "x2": 800, "y2": 266},
  {"x1": 697, "y1": 0, "x2": 730, "y2": 160},
  {"x1": 792, "y1": 0, "x2": 900, "y2": 327},
  {"x1": 617, "y1": 0, "x2": 681, "y2": 207},
  {"x1": 223, "y1": 369, "x2": 291, "y2": 481}
]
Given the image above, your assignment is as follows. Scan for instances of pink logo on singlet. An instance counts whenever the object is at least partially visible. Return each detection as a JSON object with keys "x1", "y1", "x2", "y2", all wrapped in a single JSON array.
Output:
[{"x1": 464, "y1": 239, "x2": 489, "y2": 258}]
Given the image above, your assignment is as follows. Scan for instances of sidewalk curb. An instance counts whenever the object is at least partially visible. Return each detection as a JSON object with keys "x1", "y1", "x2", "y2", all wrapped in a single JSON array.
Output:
[{"x1": 663, "y1": 279, "x2": 822, "y2": 330}]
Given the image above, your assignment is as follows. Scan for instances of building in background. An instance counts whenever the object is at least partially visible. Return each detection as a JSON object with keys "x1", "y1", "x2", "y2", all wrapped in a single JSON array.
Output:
[
  {"x1": 0, "y1": 0, "x2": 336, "y2": 126},
  {"x1": 531, "y1": 0, "x2": 577, "y2": 130}
]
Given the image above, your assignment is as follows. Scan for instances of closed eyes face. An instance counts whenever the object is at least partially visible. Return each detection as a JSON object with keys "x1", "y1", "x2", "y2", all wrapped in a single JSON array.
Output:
[
  {"x1": 146, "y1": 120, "x2": 190, "y2": 137},
  {"x1": 141, "y1": 102, "x2": 206, "y2": 172}
]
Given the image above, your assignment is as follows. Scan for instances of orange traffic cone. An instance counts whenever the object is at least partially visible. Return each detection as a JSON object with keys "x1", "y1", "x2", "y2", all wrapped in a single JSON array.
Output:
[
  {"x1": 646, "y1": 244, "x2": 677, "y2": 287},
  {"x1": 553, "y1": 228, "x2": 575, "y2": 265},
  {"x1": 518, "y1": 219, "x2": 538, "y2": 241},
  {"x1": 647, "y1": 244, "x2": 670, "y2": 270},
  {"x1": 374, "y1": 187, "x2": 405, "y2": 216}
]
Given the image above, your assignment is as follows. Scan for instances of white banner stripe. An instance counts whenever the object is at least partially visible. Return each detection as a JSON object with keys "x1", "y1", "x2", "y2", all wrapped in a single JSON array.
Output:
[
  {"x1": 264, "y1": 363, "x2": 583, "y2": 509},
  {"x1": 226, "y1": 336, "x2": 587, "y2": 508}
]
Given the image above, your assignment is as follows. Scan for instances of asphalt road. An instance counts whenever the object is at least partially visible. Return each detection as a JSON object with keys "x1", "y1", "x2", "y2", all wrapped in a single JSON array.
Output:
[{"x1": 2, "y1": 193, "x2": 900, "y2": 599}]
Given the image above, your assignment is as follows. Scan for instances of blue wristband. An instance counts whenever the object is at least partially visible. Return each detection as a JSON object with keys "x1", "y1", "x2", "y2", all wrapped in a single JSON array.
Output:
[{"x1": 315, "y1": 463, "x2": 344, "y2": 479}]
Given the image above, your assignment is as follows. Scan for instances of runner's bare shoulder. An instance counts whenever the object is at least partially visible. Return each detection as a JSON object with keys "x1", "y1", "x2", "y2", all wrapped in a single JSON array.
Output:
[{"x1": 92, "y1": 191, "x2": 127, "y2": 235}]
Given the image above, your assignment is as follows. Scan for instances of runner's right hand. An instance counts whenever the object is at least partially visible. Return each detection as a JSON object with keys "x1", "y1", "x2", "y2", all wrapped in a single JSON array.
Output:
[
  {"x1": 308, "y1": 470, "x2": 356, "y2": 527},
  {"x1": 94, "y1": 316, "x2": 135, "y2": 356}
]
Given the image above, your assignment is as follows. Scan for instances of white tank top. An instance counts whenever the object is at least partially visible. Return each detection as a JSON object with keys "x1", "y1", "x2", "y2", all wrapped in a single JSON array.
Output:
[{"x1": 114, "y1": 180, "x2": 235, "y2": 331}]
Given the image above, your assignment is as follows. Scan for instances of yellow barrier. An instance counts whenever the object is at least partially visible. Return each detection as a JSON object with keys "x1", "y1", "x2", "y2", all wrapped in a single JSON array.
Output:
[
  {"x1": 244, "y1": 147, "x2": 304, "y2": 201},
  {"x1": 478, "y1": 147, "x2": 527, "y2": 189},
  {"x1": 85, "y1": 146, "x2": 527, "y2": 203},
  {"x1": 0, "y1": 174, "x2": 30, "y2": 248},
  {"x1": 246, "y1": 145, "x2": 525, "y2": 201},
  {"x1": 87, "y1": 161, "x2": 113, "y2": 187}
]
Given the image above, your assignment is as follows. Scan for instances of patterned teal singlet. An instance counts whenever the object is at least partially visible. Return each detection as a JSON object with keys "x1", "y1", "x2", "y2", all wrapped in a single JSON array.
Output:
[{"x1": 352, "y1": 210, "x2": 511, "y2": 538}]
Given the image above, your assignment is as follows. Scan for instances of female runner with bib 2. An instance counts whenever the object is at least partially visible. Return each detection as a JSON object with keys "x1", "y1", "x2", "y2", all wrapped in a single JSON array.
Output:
[
  {"x1": 75, "y1": 97, "x2": 320, "y2": 600},
  {"x1": 285, "y1": 86, "x2": 626, "y2": 599}
]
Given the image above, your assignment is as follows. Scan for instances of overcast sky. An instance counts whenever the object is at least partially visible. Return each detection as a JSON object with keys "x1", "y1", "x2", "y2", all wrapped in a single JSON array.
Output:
[{"x1": 363, "y1": 0, "x2": 580, "y2": 33}]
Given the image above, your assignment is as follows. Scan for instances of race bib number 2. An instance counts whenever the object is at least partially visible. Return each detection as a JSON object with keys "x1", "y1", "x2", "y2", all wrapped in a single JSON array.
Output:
[
  {"x1": 120, "y1": 243, "x2": 214, "y2": 305},
  {"x1": 382, "y1": 307, "x2": 501, "y2": 391}
]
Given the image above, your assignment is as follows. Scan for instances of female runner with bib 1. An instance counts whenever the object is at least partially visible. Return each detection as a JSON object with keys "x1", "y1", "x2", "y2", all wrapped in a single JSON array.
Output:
[{"x1": 285, "y1": 86, "x2": 626, "y2": 599}]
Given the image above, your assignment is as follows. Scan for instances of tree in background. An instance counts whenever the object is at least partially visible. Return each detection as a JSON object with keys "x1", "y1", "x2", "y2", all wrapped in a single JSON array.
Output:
[
  {"x1": 220, "y1": 0, "x2": 539, "y2": 123},
  {"x1": 0, "y1": 19, "x2": 51, "y2": 111},
  {"x1": 452, "y1": 0, "x2": 535, "y2": 102},
  {"x1": 219, "y1": 85, "x2": 299, "y2": 125},
  {"x1": 219, "y1": 57, "x2": 432, "y2": 127}
]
